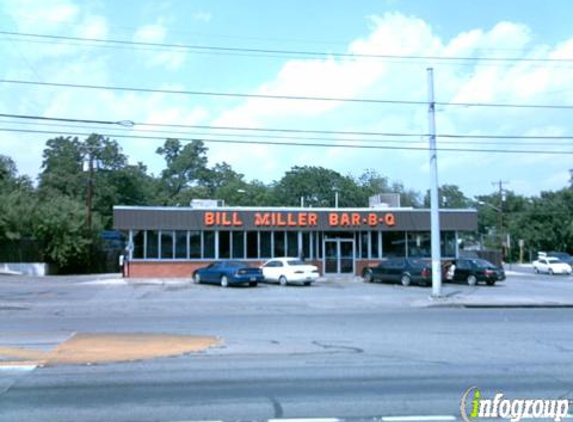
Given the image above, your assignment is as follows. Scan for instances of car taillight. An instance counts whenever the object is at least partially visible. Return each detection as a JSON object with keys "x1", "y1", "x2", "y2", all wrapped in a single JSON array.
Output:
[
  {"x1": 484, "y1": 269, "x2": 494, "y2": 277},
  {"x1": 421, "y1": 268, "x2": 430, "y2": 277},
  {"x1": 237, "y1": 269, "x2": 246, "y2": 275}
]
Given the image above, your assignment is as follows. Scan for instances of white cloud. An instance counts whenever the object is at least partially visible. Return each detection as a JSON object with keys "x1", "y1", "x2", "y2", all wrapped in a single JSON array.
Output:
[
  {"x1": 192, "y1": 12, "x2": 211, "y2": 23},
  {"x1": 205, "y1": 13, "x2": 573, "y2": 196},
  {"x1": 132, "y1": 20, "x2": 186, "y2": 70}
]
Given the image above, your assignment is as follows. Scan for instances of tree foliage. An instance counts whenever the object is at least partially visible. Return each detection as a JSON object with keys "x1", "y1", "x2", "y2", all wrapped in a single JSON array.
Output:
[{"x1": 2, "y1": 133, "x2": 572, "y2": 271}]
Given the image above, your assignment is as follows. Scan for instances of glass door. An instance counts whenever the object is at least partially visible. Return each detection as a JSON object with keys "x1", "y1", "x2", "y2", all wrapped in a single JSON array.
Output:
[
  {"x1": 324, "y1": 240, "x2": 338, "y2": 274},
  {"x1": 323, "y1": 239, "x2": 355, "y2": 274}
]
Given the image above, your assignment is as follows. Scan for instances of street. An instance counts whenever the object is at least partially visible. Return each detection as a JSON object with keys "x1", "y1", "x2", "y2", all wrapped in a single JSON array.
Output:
[{"x1": 1, "y1": 273, "x2": 573, "y2": 422}]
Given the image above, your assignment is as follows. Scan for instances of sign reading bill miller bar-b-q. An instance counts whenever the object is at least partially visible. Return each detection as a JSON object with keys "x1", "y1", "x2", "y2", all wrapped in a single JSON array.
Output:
[{"x1": 204, "y1": 211, "x2": 396, "y2": 229}]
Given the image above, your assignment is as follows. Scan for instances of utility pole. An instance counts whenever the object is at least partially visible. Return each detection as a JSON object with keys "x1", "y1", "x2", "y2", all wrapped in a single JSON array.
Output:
[
  {"x1": 493, "y1": 180, "x2": 509, "y2": 262},
  {"x1": 427, "y1": 68, "x2": 442, "y2": 297},
  {"x1": 86, "y1": 149, "x2": 94, "y2": 231}
]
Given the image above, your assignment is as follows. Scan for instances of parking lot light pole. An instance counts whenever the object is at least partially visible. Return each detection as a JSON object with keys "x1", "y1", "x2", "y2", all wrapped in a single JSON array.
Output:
[{"x1": 427, "y1": 68, "x2": 442, "y2": 298}]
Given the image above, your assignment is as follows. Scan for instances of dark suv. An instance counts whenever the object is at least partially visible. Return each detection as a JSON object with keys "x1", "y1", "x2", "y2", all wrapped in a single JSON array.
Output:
[
  {"x1": 362, "y1": 258, "x2": 432, "y2": 286},
  {"x1": 449, "y1": 258, "x2": 505, "y2": 286}
]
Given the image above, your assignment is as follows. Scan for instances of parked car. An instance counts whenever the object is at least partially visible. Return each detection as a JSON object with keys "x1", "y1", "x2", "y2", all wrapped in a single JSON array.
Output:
[
  {"x1": 545, "y1": 252, "x2": 573, "y2": 267},
  {"x1": 362, "y1": 258, "x2": 431, "y2": 286},
  {"x1": 449, "y1": 258, "x2": 506, "y2": 286},
  {"x1": 261, "y1": 258, "x2": 319, "y2": 286},
  {"x1": 193, "y1": 261, "x2": 263, "y2": 287},
  {"x1": 532, "y1": 257, "x2": 572, "y2": 275}
]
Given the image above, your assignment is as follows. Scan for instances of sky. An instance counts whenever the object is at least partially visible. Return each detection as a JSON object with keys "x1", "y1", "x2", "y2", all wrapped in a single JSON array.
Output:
[{"x1": 1, "y1": 0, "x2": 572, "y2": 199}]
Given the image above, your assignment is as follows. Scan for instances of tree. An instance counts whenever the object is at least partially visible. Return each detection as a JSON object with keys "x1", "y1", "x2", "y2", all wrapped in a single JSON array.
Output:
[
  {"x1": 156, "y1": 139, "x2": 210, "y2": 203},
  {"x1": 272, "y1": 166, "x2": 362, "y2": 207},
  {"x1": 423, "y1": 184, "x2": 471, "y2": 208}
]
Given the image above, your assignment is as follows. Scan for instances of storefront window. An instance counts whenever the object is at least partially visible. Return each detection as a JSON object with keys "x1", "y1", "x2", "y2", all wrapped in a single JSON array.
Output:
[
  {"x1": 189, "y1": 231, "x2": 201, "y2": 259},
  {"x1": 371, "y1": 231, "x2": 379, "y2": 259},
  {"x1": 161, "y1": 231, "x2": 174, "y2": 259},
  {"x1": 287, "y1": 232, "x2": 298, "y2": 257},
  {"x1": 132, "y1": 230, "x2": 144, "y2": 259},
  {"x1": 219, "y1": 231, "x2": 230, "y2": 259},
  {"x1": 232, "y1": 231, "x2": 245, "y2": 259},
  {"x1": 246, "y1": 231, "x2": 258, "y2": 259},
  {"x1": 146, "y1": 230, "x2": 159, "y2": 259},
  {"x1": 361, "y1": 231, "x2": 369, "y2": 259},
  {"x1": 260, "y1": 232, "x2": 272, "y2": 258},
  {"x1": 302, "y1": 233, "x2": 310, "y2": 260},
  {"x1": 175, "y1": 231, "x2": 187, "y2": 259},
  {"x1": 274, "y1": 231, "x2": 285, "y2": 257},
  {"x1": 382, "y1": 232, "x2": 406, "y2": 258},
  {"x1": 441, "y1": 231, "x2": 456, "y2": 257},
  {"x1": 203, "y1": 231, "x2": 215, "y2": 259},
  {"x1": 407, "y1": 232, "x2": 431, "y2": 258}
]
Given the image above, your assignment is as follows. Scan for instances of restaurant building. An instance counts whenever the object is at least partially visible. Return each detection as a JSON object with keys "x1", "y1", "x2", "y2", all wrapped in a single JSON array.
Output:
[{"x1": 113, "y1": 203, "x2": 477, "y2": 277}]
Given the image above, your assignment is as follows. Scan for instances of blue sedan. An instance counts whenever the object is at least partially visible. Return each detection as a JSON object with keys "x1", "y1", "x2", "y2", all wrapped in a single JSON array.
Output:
[{"x1": 192, "y1": 261, "x2": 263, "y2": 287}]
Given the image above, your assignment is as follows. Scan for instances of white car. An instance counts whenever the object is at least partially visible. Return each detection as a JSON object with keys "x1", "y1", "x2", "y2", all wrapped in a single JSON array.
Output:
[
  {"x1": 261, "y1": 258, "x2": 320, "y2": 286},
  {"x1": 532, "y1": 257, "x2": 572, "y2": 275}
]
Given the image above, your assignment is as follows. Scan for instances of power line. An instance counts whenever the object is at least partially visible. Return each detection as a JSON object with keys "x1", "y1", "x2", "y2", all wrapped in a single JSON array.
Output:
[
  {"x1": 2, "y1": 79, "x2": 573, "y2": 110},
  {"x1": 2, "y1": 30, "x2": 573, "y2": 64},
  {"x1": 2, "y1": 113, "x2": 573, "y2": 143},
  {"x1": 1, "y1": 127, "x2": 572, "y2": 155}
]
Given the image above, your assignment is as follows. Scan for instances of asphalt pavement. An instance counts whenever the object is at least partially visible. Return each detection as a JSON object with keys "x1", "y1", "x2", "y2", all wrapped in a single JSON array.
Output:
[{"x1": 1, "y1": 271, "x2": 572, "y2": 422}]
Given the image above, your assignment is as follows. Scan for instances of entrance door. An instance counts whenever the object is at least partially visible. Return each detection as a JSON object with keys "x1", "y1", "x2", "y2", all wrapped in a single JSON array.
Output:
[{"x1": 324, "y1": 239, "x2": 355, "y2": 274}]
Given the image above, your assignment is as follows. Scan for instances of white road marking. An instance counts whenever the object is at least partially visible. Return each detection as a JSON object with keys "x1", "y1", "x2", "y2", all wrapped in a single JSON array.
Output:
[
  {"x1": 269, "y1": 419, "x2": 341, "y2": 422},
  {"x1": 0, "y1": 364, "x2": 37, "y2": 372},
  {"x1": 382, "y1": 416, "x2": 457, "y2": 422}
]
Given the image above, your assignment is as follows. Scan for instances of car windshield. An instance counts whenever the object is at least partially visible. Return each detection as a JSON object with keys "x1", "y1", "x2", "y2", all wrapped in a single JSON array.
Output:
[
  {"x1": 226, "y1": 261, "x2": 249, "y2": 267},
  {"x1": 286, "y1": 259, "x2": 305, "y2": 266},
  {"x1": 472, "y1": 259, "x2": 494, "y2": 268},
  {"x1": 547, "y1": 258, "x2": 561, "y2": 263}
]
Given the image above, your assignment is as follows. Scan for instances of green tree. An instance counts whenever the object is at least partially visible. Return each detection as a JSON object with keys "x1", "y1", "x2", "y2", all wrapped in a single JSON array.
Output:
[
  {"x1": 424, "y1": 184, "x2": 471, "y2": 208},
  {"x1": 272, "y1": 166, "x2": 362, "y2": 207},
  {"x1": 156, "y1": 138, "x2": 209, "y2": 203}
]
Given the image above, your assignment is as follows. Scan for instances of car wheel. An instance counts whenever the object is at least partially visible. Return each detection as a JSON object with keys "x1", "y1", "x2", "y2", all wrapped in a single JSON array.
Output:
[
  {"x1": 486, "y1": 280, "x2": 495, "y2": 286},
  {"x1": 304, "y1": 281, "x2": 311, "y2": 286},
  {"x1": 548, "y1": 268, "x2": 554, "y2": 275},
  {"x1": 193, "y1": 273, "x2": 201, "y2": 284},
  {"x1": 363, "y1": 270, "x2": 373, "y2": 283},
  {"x1": 534, "y1": 267, "x2": 539, "y2": 274},
  {"x1": 279, "y1": 276, "x2": 288, "y2": 286},
  {"x1": 220, "y1": 275, "x2": 229, "y2": 288},
  {"x1": 249, "y1": 282, "x2": 258, "y2": 287},
  {"x1": 467, "y1": 275, "x2": 477, "y2": 286},
  {"x1": 400, "y1": 274, "x2": 411, "y2": 287}
]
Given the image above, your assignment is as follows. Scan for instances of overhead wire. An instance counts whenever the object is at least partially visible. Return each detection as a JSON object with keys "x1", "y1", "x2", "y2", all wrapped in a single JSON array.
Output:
[{"x1": 1, "y1": 127, "x2": 571, "y2": 155}]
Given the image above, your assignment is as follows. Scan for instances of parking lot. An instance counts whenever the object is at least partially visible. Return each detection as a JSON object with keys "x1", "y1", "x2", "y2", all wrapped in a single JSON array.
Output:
[{"x1": 1, "y1": 269, "x2": 573, "y2": 422}]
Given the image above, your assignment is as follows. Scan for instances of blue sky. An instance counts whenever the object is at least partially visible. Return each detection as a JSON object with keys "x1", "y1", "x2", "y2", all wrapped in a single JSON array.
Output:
[{"x1": 1, "y1": 0, "x2": 572, "y2": 199}]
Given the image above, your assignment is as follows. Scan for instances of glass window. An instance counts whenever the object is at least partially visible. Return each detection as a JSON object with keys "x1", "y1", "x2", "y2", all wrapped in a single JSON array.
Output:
[
  {"x1": 161, "y1": 231, "x2": 174, "y2": 259},
  {"x1": 371, "y1": 231, "x2": 379, "y2": 259},
  {"x1": 203, "y1": 231, "x2": 215, "y2": 259},
  {"x1": 232, "y1": 231, "x2": 245, "y2": 259},
  {"x1": 274, "y1": 231, "x2": 285, "y2": 257},
  {"x1": 175, "y1": 231, "x2": 187, "y2": 259},
  {"x1": 302, "y1": 233, "x2": 310, "y2": 260},
  {"x1": 441, "y1": 231, "x2": 456, "y2": 258},
  {"x1": 407, "y1": 232, "x2": 431, "y2": 258},
  {"x1": 246, "y1": 231, "x2": 258, "y2": 259},
  {"x1": 219, "y1": 231, "x2": 230, "y2": 259},
  {"x1": 287, "y1": 231, "x2": 298, "y2": 257},
  {"x1": 189, "y1": 231, "x2": 201, "y2": 259},
  {"x1": 361, "y1": 231, "x2": 369, "y2": 259},
  {"x1": 146, "y1": 230, "x2": 159, "y2": 259},
  {"x1": 133, "y1": 230, "x2": 144, "y2": 259},
  {"x1": 260, "y1": 232, "x2": 272, "y2": 258},
  {"x1": 382, "y1": 232, "x2": 405, "y2": 258},
  {"x1": 316, "y1": 232, "x2": 323, "y2": 259}
]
